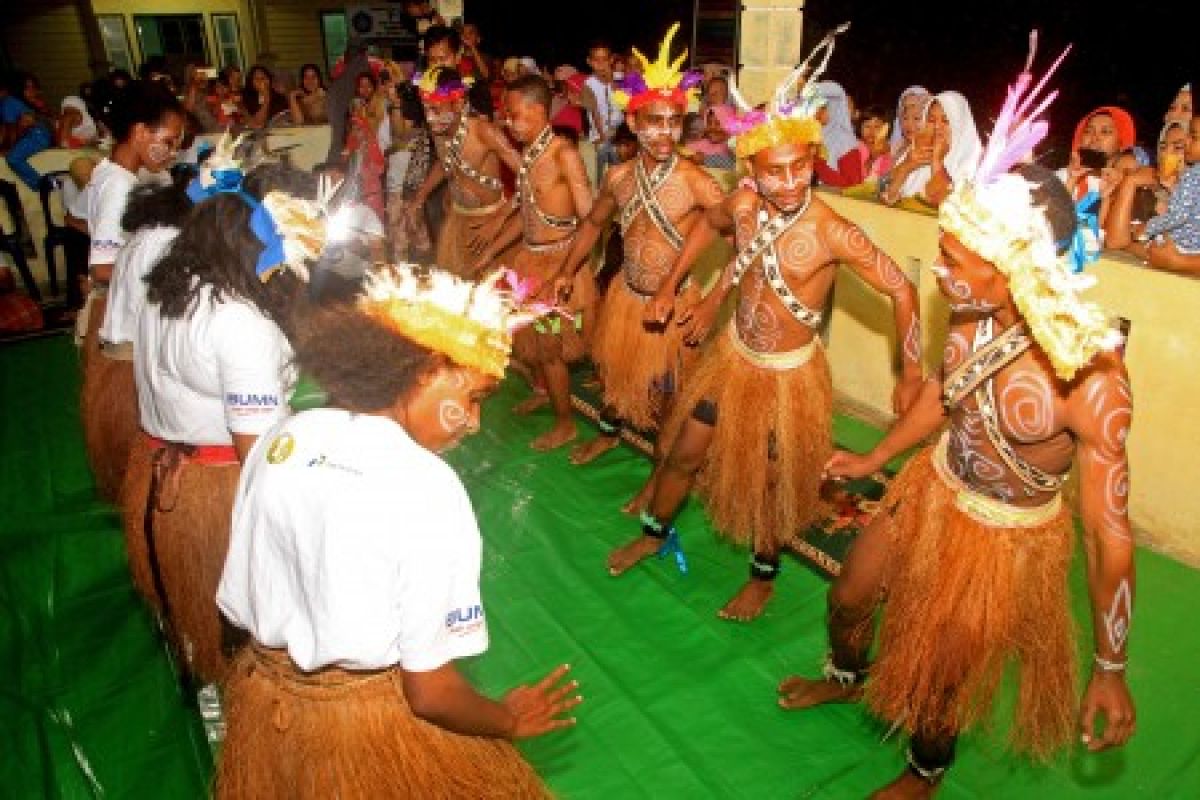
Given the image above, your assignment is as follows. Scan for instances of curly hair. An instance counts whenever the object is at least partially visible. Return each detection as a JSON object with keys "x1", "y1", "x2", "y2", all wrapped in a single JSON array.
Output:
[
  {"x1": 293, "y1": 304, "x2": 445, "y2": 412},
  {"x1": 121, "y1": 176, "x2": 192, "y2": 233},
  {"x1": 144, "y1": 162, "x2": 318, "y2": 335},
  {"x1": 1014, "y1": 163, "x2": 1076, "y2": 256},
  {"x1": 107, "y1": 80, "x2": 184, "y2": 143}
]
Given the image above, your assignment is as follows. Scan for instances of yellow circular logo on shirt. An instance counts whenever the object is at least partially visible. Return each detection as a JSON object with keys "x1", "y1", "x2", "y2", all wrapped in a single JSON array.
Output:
[{"x1": 266, "y1": 433, "x2": 295, "y2": 464}]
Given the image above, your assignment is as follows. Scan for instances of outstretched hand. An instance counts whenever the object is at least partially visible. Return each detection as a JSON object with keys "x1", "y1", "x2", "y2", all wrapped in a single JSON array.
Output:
[
  {"x1": 502, "y1": 664, "x2": 583, "y2": 739},
  {"x1": 823, "y1": 449, "x2": 880, "y2": 482},
  {"x1": 1079, "y1": 672, "x2": 1135, "y2": 752}
]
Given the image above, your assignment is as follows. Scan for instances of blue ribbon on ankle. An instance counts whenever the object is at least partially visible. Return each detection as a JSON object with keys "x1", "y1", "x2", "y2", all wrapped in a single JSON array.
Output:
[{"x1": 656, "y1": 528, "x2": 688, "y2": 574}]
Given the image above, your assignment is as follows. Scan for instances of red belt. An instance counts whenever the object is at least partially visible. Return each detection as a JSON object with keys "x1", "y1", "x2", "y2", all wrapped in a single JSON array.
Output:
[{"x1": 143, "y1": 432, "x2": 239, "y2": 466}]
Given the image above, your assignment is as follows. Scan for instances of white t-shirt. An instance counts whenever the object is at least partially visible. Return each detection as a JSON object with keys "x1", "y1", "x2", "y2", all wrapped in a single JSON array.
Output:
[
  {"x1": 135, "y1": 284, "x2": 294, "y2": 444},
  {"x1": 60, "y1": 96, "x2": 98, "y2": 144},
  {"x1": 100, "y1": 226, "x2": 178, "y2": 345},
  {"x1": 584, "y1": 75, "x2": 624, "y2": 143},
  {"x1": 85, "y1": 158, "x2": 139, "y2": 266},
  {"x1": 217, "y1": 408, "x2": 489, "y2": 672}
]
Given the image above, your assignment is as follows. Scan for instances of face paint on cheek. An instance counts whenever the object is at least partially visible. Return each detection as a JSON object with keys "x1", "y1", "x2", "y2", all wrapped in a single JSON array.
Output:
[
  {"x1": 147, "y1": 141, "x2": 171, "y2": 166},
  {"x1": 437, "y1": 398, "x2": 469, "y2": 434}
]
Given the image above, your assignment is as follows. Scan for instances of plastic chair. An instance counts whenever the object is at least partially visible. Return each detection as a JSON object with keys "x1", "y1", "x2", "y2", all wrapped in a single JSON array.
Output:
[
  {"x1": 0, "y1": 178, "x2": 41, "y2": 302},
  {"x1": 37, "y1": 170, "x2": 90, "y2": 308}
]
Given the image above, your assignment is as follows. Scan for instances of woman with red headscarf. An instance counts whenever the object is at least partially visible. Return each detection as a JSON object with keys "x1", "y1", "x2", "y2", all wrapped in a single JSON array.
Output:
[{"x1": 1060, "y1": 106, "x2": 1140, "y2": 204}]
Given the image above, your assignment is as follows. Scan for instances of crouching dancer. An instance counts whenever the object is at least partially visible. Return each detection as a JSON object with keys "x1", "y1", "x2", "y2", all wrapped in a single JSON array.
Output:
[
  {"x1": 215, "y1": 266, "x2": 581, "y2": 799},
  {"x1": 778, "y1": 45, "x2": 1136, "y2": 798}
]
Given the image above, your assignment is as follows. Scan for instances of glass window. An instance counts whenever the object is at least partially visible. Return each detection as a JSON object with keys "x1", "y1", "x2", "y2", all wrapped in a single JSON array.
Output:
[
  {"x1": 134, "y1": 14, "x2": 210, "y2": 82},
  {"x1": 97, "y1": 15, "x2": 135, "y2": 74},
  {"x1": 211, "y1": 14, "x2": 244, "y2": 70},
  {"x1": 320, "y1": 11, "x2": 348, "y2": 76}
]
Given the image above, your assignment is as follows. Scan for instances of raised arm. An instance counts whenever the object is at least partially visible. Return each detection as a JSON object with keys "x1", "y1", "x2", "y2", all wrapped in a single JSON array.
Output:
[
  {"x1": 1070, "y1": 356, "x2": 1136, "y2": 752},
  {"x1": 825, "y1": 214, "x2": 925, "y2": 413}
]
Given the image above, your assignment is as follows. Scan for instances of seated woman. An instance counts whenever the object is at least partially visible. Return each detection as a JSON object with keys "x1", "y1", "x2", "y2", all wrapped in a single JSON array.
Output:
[
  {"x1": 887, "y1": 85, "x2": 929, "y2": 162},
  {"x1": 215, "y1": 266, "x2": 580, "y2": 799},
  {"x1": 288, "y1": 63, "x2": 328, "y2": 125},
  {"x1": 856, "y1": 104, "x2": 892, "y2": 184},
  {"x1": 1135, "y1": 116, "x2": 1200, "y2": 275},
  {"x1": 881, "y1": 90, "x2": 981, "y2": 209},
  {"x1": 1103, "y1": 121, "x2": 1187, "y2": 251},
  {"x1": 241, "y1": 65, "x2": 289, "y2": 129},
  {"x1": 813, "y1": 80, "x2": 864, "y2": 188},
  {"x1": 1059, "y1": 105, "x2": 1140, "y2": 205},
  {"x1": 56, "y1": 93, "x2": 99, "y2": 148},
  {"x1": 1164, "y1": 83, "x2": 1192, "y2": 129}
]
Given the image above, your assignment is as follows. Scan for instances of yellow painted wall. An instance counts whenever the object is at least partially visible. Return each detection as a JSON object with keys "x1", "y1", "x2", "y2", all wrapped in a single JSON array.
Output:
[
  {"x1": 89, "y1": 0, "x2": 258, "y2": 70},
  {"x1": 4, "y1": 2, "x2": 95, "y2": 106},
  {"x1": 819, "y1": 191, "x2": 1200, "y2": 568},
  {"x1": 260, "y1": 0, "x2": 329, "y2": 76}
]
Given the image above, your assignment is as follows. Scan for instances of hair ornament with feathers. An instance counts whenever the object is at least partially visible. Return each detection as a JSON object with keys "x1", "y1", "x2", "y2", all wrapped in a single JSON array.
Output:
[
  {"x1": 938, "y1": 31, "x2": 1122, "y2": 380},
  {"x1": 416, "y1": 66, "x2": 473, "y2": 104},
  {"x1": 713, "y1": 21, "x2": 849, "y2": 160},
  {"x1": 250, "y1": 171, "x2": 346, "y2": 283},
  {"x1": 186, "y1": 129, "x2": 252, "y2": 203},
  {"x1": 360, "y1": 264, "x2": 553, "y2": 379},
  {"x1": 613, "y1": 23, "x2": 704, "y2": 114}
]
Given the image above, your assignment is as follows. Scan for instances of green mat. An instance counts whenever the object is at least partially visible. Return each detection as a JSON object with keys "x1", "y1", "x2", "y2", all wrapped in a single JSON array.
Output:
[{"x1": 3, "y1": 333, "x2": 1200, "y2": 798}]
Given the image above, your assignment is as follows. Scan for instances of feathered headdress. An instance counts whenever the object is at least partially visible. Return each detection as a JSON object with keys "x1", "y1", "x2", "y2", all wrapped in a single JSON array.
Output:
[
  {"x1": 186, "y1": 130, "x2": 250, "y2": 203},
  {"x1": 938, "y1": 32, "x2": 1121, "y2": 380},
  {"x1": 613, "y1": 23, "x2": 703, "y2": 114},
  {"x1": 416, "y1": 66, "x2": 472, "y2": 104},
  {"x1": 713, "y1": 21, "x2": 850, "y2": 160},
  {"x1": 251, "y1": 172, "x2": 344, "y2": 283},
  {"x1": 360, "y1": 265, "x2": 549, "y2": 379}
]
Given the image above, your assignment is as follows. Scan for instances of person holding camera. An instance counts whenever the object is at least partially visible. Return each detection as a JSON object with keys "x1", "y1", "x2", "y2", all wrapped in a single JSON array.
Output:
[{"x1": 1060, "y1": 106, "x2": 1141, "y2": 207}]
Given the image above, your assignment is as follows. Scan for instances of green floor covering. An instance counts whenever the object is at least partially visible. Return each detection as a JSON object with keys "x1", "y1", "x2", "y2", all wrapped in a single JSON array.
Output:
[{"x1": 3, "y1": 334, "x2": 1199, "y2": 798}]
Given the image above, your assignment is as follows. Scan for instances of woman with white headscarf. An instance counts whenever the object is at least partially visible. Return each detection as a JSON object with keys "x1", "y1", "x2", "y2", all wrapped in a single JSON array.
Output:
[
  {"x1": 813, "y1": 80, "x2": 865, "y2": 187},
  {"x1": 888, "y1": 85, "x2": 929, "y2": 160},
  {"x1": 881, "y1": 90, "x2": 981, "y2": 208}
]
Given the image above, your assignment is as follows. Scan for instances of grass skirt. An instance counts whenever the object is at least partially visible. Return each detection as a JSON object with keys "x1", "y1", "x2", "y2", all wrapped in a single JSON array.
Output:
[
  {"x1": 435, "y1": 198, "x2": 508, "y2": 277},
  {"x1": 120, "y1": 435, "x2": 240, "y2": 684},
  {"x1": 867, "y1": 443, "x2": 1077, "y2": 759},
  {"x1": 511, "y1": 239, "x2": 595, "y2": 366},
  {"x1": 79, "y1": 293, "x2": 138, "y2": 501},
  {"x1": 591, "y1": 277, "x2": 699, "y2": 431},
  {"x1": 659, "y1": 328, "x2": 832, "y2": 553},
  {"x1": 215, "y1": 646, "x2": 551, "y2": 799}
]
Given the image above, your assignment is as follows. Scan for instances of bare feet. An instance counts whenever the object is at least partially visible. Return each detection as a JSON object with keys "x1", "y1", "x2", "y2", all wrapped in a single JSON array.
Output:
[
  {"x1": 531, "y1": 419, "x2": 577, "y2": 451},
  {"x1": 776, "y1": 675, "x2": 863, "y2": 710},
  {"x1": 569, "y1": 435, "x2": 619, "y2": 465},
  {"x1": 717, "y1": 579, "x2": 775, "y2": 621},
  {"x1": 607, "y1": 534, "x2": 662, "y2": 576},
  {"x1": 620, "y1": 479, "x2": 656, "y2": 516},
  {"x1": 513, "y1": 393, "x2": 549, "y2": 415},
  {"x1": 869, "y1": 770, "x2": 940, "y2": 799}
]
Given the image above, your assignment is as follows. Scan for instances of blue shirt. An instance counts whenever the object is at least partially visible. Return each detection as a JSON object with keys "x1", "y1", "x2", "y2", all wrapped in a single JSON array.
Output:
[
  {"x1": 0, "y1": 95, "x2": 32, "y2": 126},
  {"x1": 1145, "y1": 163, "x2": 1200, "y2": 254}
]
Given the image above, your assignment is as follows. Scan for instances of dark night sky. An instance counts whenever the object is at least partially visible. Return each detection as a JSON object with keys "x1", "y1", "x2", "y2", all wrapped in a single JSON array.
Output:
[{"x1": 468, "y1": 0, "x2": 1191, "y2": 164}]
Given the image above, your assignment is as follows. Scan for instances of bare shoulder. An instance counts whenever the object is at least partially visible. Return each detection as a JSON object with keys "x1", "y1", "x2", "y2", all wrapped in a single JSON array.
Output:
[
  {"x1": 607, "y1": 159, "x2": 635, "y2": 184},
  {"x1": 728, "y1": 186, "x2": 760, "y2": 215},
  {"x1": 678, "y1": 158, "x2": 725, "y2": 196}
]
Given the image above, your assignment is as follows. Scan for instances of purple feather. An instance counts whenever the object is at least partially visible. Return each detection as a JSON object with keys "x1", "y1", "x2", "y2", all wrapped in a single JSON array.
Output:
[
  {"x1": 680, "y1": 70, "x2": 704, "y2": 91},
  {"x1": 620, "y1": 74, "x2": 648, "y2": 95}
]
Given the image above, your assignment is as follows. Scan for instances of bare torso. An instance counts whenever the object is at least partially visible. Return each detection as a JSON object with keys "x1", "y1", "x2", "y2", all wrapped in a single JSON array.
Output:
[
  {"x1": 609, "y1": 156, "x2": 724, "y2": 293},
  {"x1": 731, "y1": 191, "x2": 911, "y2": 354}
]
